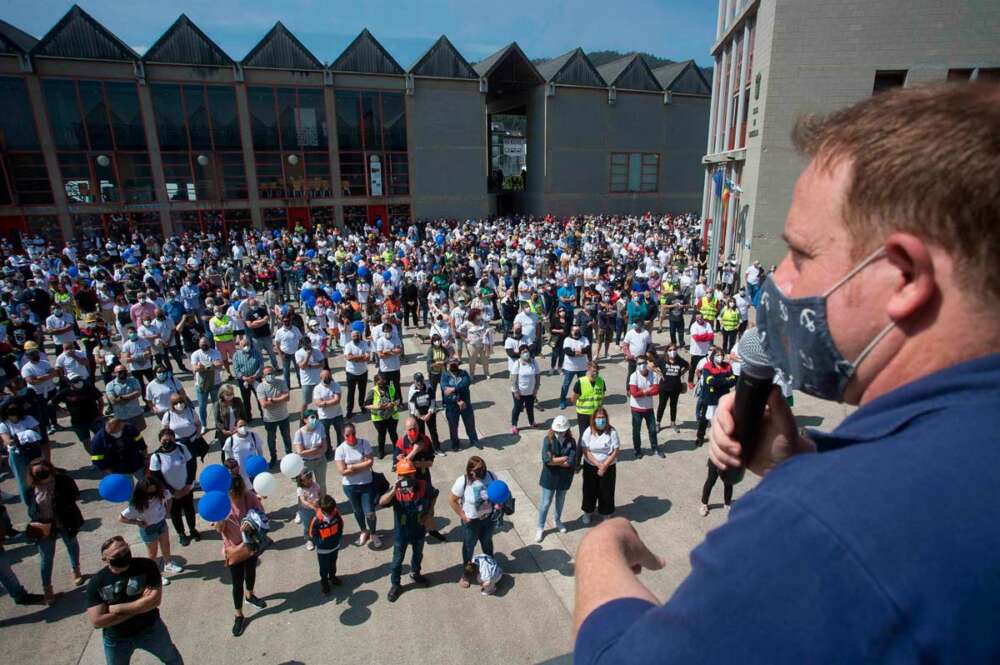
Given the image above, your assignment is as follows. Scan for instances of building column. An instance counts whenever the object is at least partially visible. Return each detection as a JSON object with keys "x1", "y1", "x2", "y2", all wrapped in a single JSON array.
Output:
[
  {"x1": 323, "y1": 86, "x2": 342, "y2": 230},
  {"x1": 135, "y1": 84, "x2": 172, "y2": 237},
  {"x1": 23, "y1": 75, "x2": 72, "y2": 240},
  {"x1": 706, "y1": 54, "x2": 722, "y2": 157},
  {"x1": 721, "y1": 41, "x2": 738, "y2": 152},
  {"x1": 233, "y1": 83, "x2": 262, "y2": 229},
  {"x1": 716, "y1": 0, "x2": 727, "y2": 40},
  {"x1": 712, "y1": 48, "x2": 728, "y2": 154},
  {"x1": 734, "y1": 23, "x2": 751, "y2": 150},
  {"x1": 700, "y1": 169, "x2": 712, "y2": 225}
]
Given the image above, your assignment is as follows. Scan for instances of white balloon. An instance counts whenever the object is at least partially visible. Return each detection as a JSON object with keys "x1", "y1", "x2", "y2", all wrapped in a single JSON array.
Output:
[
  {"x1": 252, "y1": 472, "x2": 278, "y2": 496},
  {"x1": 279, "y1": 453, "x2": 304, "y2": 478}
]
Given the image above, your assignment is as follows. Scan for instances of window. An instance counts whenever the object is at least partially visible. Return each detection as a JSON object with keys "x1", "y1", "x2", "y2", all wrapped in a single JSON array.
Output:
[
  {"x1": 43, "y1": 79, "x2": 152, "y2": 204},
  {"x1": 978, "y1": 68, "x2": 1000, "y2": 82},
  {"x1": 947, "y1": 68, "x2": 974, "y2": 81},
  {"x1": 610, "y1": 153, "x2": 659, "y2": 193},
  {"x1": 248, "y1": 86, "x2": 329, "y2": 199},
  {"x1": 343, "y1": 205, "x2": 367, "y2": 232},
  {"x1": 873, "y1": 70, "x2": 907, "y2": 95},
  {"x1": 335, "y1": 90, "x2": 409, "y2": 197},
  {"x1": 151, "y1": 83, "x2": 247, "y2": 201},
  {"x1": 0, "y1": 77, "x2": 52, "y2": 204}
]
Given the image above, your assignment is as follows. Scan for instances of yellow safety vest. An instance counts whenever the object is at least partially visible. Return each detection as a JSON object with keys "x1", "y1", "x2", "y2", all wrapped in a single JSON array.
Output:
[
  {"x1": 720, "y1": 307, "x2": 740, "y2": 331},
  {"x1": 575, "y1": 376, "x2": 606, "y2": 415},
  {"x1": 699, "y1": 296, "x2": 719, "y2": 321},
  {"x1": 370, "y1": 384, "x2": 398, "y2": 421},
  {"x1": 210, "y1": 316, "x2": 234, "y2": 342}
]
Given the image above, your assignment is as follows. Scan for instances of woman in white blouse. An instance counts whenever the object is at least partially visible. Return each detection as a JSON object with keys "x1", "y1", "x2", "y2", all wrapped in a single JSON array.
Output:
[
  {"x1": 459, "y1": 308, "x2": 493, "y2": 381},
  {"x1": 293, "y1": 408, "x2": 328, "y2": 494},
  {"x1": 161, "y1": 393, "x2": 203, "y2": 448},
  {"x1": 509, "y1": 346, "x2": 540, "y2": 435},
  {"x1": 580, "y1": 406, "x2": 620, "y2": 524}
]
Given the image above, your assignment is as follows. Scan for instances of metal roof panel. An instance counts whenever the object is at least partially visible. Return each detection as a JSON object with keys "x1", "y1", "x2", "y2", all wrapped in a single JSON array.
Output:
[
  {"x1": 143, "y1": 14, "x2": 233, "y2": 66},
  {"x1": 408, "y1": 35, "x2": 477, "y2": 79},
  {"x1": 242, "y1": 21, "x2": 323, "y2": 70},
  {"x1": 329, "y1": 28, "x2": 403, "y2": 75},
  {"x1": 32, "y1": 4, "x2": 137, "y2": 61}
]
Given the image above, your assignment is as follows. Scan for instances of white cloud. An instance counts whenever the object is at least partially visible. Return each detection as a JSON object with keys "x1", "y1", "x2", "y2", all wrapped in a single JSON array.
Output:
[{"x1": 131, "y1": 44, "x2": 148, "y2": 55}]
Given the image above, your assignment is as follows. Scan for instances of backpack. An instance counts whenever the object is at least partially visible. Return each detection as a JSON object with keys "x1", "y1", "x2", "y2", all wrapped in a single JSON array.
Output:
[{"x1": 458, "y1": 471, "x2": 515, "y2": 523}]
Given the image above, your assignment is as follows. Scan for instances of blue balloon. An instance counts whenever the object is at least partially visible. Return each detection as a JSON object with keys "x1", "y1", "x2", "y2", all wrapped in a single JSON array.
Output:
[
  {"x1": 199, "y1": 464, "x2": 232, "y2": 493},
  {"x1": 331, "y1": 291, "x2": 343, "y2": 303},
  {"x1": 358, "y1": 266, "x2": 369, "y2": 278},
  {"x1": 382, "y1": 270, "x2": 392, "y2": 282},
  {"x1": 244, "y1": 455, "x2": 268, "y2": 480},
  {"x1": 197, "y1": 491, "x2": 231, "y2": 522},
  {"x1": 435, "y1": 234, "x2": 445, "y2": 246},
  {"x1": 554, "y1": 248, "x2": 563, "y2": 258},
  {"x1": 487, "y1": 480, "x2": 510, "y2": 504},
  {"x1": 351, "y1": 320, "x2": 365, "y2": 333},
  {"x1": 306, "y1": 249, "x2": 316, "y2": 258},
  {"x1": 397, "y1": 249, "x2": 404, "y2": 258},
  {"x1": 353, "y1": 254, "x2": 362, "y2": 262},
  {"x1": 98, "y1": 474, "x2": 133, "y2": 502},
  {"x1": 67, "y1": 266, "x2": 79, "y2": 278}
]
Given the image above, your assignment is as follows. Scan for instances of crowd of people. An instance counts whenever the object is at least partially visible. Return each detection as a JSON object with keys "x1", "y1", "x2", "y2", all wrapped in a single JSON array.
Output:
[{"x1": 0, "y1": 211, "x2": 774, "y2": 660}]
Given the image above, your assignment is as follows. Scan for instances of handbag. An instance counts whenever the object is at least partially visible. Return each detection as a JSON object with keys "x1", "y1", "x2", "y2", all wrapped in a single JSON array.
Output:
[
  {"x1": 224, "y1": 542, "x2": 253, "y2": 566},
  {"x1": 372, "y1": 471, "x2": 390, "y2": 497},
  {"x1": 25, "y1": 521, "x2": 53, "y2": 540}
]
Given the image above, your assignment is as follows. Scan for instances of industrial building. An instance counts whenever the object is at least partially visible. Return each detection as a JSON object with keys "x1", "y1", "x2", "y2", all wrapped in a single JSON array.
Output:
[
  {"x1": 0, "y1": 5, "x2": 711, "y2": 243},
  {"x1": 701, "y1": 0, "x2": 1000, "y2": 278}
]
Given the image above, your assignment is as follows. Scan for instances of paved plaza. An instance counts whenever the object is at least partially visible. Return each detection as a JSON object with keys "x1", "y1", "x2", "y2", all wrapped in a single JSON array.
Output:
[{"x1": 0, "y1": 328, "x2": 851, "y2": 665}]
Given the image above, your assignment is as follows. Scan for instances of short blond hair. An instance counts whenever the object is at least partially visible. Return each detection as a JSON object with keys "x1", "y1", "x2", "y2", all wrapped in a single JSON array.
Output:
[{"x1": 792, "y1": 82, "x2": 1000, "y2": 299}]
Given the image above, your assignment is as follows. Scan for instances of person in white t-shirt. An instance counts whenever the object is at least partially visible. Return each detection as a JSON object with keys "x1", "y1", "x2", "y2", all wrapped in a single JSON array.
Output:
[
  {"x1": 148, "y1": 430, "x2": 199, "y2": 546},
  {"x1": 45, "y1": 307, "x2": 77, "y2": 349},
  {"x1": 559, "y1": 325, "x2": 591, "y2": 409},
  {"x1": 295, "y1": 338, "x2": 325, "y2": 407},
  {"x1": 448, "y1": 456, "x2": 497, "y2": 570},
  {"x1": 621, "y1": 320, "x2": 652, "y2": 391},
  {"x1": 118, "y1": 477, "x2": 183, "y2": 582},
  {"x1": 342, "y1": 330, "x2": 370, "y2": 419},
  {"x1": 223, "y1": 420, "x2": 265, "y2": 487},
  {"x1": 509, "y1": 348, "x2": 540, "y2": 434},
  {"x1": 311, "y1": 369, "x2": 343, "y2": 457},
  {"x1": 294, "y1": 409, "x2": 328, "y2": 494},
  {"x1": 55, "y1": 342, "x2": 90, "y2": 382},
  {"x1": 273, "y1": 318, "x2": 303, "y2": 388},
  {"x1": 580, "y1": 407, "x2": 620, "y2": 523},
  {"x1": 688, "y1": 312, "x2": 715, "y2": 387},
  {"x1": 334, "y1": 423, "x2": 379, "y2": 548},
  {"x1": 628, "y1": 359, "x2": 661, "y2": 459}
]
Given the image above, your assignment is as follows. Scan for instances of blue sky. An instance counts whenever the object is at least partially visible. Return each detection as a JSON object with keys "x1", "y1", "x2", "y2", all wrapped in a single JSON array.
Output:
[{"x1": 3, "y1": 0, "x2": 717, "y2": 66}]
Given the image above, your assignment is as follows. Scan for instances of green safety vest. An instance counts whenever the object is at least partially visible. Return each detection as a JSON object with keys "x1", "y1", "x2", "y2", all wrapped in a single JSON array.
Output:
[
  {"x1": 370, "y1": 384, "x2": 398, "y2": 421},
  {"x1": 720, "y1": 307, "x2": 741, "y2": 331},
  {"x1": 575, "y1": 376, "x2": 606, "y2": 415},
  {"x1": 699, "y1": 296, "x2": 719, "y2": 321},
  {"x1": 210, "y1": 316, "x2": 234, "y2": 342}
]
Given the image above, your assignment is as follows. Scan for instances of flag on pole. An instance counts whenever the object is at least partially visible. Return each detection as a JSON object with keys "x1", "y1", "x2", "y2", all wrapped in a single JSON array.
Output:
[{"x1": 713, "y1": 169, "x2": 724, "y2": 197}]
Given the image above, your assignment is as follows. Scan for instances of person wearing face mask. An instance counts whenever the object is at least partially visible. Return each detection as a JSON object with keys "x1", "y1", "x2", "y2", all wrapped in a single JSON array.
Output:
[
  {"x1": 364, "y1": 373, "x2": 400, "y2": 459},
  {"x1": 241, "y1": 295, "x2": 278, "y2": 370},
  {"x1": 216, "y1": 473, "x2": 267, "y2": 637},
  {"x1": 273, "y1": 317, "x2": 303, "y2": 389},
  {"x1": 513, "y1": 302, "x2": 539, "y2": 352},
  {"x1": 232, "y1": 337, "x2": 263, "y2": 420},
  {"x1": 571, "y1": 361, "x2": 606, "y2": 443},
  {"x1": 293, "y1": 409, "x2": 329, "y2": 494},
  {"x1": 560, "y1": 324, "x2": 592, "y2": 410},
  {"x1": 626, "y1": 290, "x2": 649, "y2": 328},
  {"x1": 312, "y1": 368, "x2": 343, "y2": 461},
  {"x1": 44, "y1": 305, "x2": 77, "y2": 356},
  {"x1": 627, "y1": 358, "x2": 662, "y2": 459},
  {"x1": 161, "y1": 393, "x2": 204, "y2": 457},
  {"x1": 407, "y1": 372, "x2": 441, "y2": 454},
  {"x1": 459, "y1": 308, "x2": 493, "y2": 381},
  {"x1": 121, "y1": 325, "x2": 155, "y2": 393},
  {"x1": 223, "y1": 419, "x2": 265, "y2": 487},
  {"x1": 208, "y1": 305, "x2": 237, "y2": 379},
  {"x1": 26, "y1": 459, "x2": 84, "y2": 604},
  {"x1": 143, "y1": 365, "x2": 182, "y2": 418},
  {"x1": 441, "y1": 359, "x2": 479, "y2": 451},
  {"x1": 149, "y1": 430, "x2": 199, "y2": 546},
  {"x1": 190, "y1": 336, "x2": 223, "y2": 427},
  {"x1": 687, "y1": 312, "x2": 715, "y2": 388},
  {"x1": 579, "y1": 406, "x2": 619, "y2": 524},
  {"x1": 19, "y1": 340, "x2": 58, "y2": 433},
  {"x1": 621, "y1": 319, "x2": 652, "y2": 392},
  {"x1": 393, "y1": 415, "x2": 444, "y2": 541},
  {"x1": 118, "y1": 477, "x2": 184, "y2": 584},
  {"x1": 502, "y1": 324, "x2": 525, "y2": 376},
  {"x1": 334, "y1": 423, "x2": 379, "y2": 548},
  {"x1": 651, "y1": 344, "x2": 689, "y2": 433},
  {"x1": 694, "y1": 349, "x2": 735, "y2": 449},
  {"x1": 373, "y1": 324, "x2": 403, "y2": 397},
  {"x1": 718, "y1": 298, "x2": 741, "y2": 354},
  {"x1": 51, "y1": 374, "x2": 104, "y2": 453},
  {"x1": 255, "y1": 367, "x2": 291, "y2": 470},
  {"x1": 105, "y1": 365, "x2": 146, "y2": 433},
  {"x1": 536, "y1": 415, "x2": 577, "y2": 542},
  {"x1": 0, "y1": 403, "x2": 45, "y2": 505},
  {"x1": 295, "y1": 337, "x2": 325, "y2": 408},
  {"x1": 596, "y1": 293, "x2": 617, "y2": 359},
  {"x1": 342, "y1": 329, "x2": 370, "y2": 419},
  {"x1": 509, "y1": 345, "x2": 540, "y2": 434},
  {"x1": 448, "y1": 456, "x2": 497, "y2": 576}
]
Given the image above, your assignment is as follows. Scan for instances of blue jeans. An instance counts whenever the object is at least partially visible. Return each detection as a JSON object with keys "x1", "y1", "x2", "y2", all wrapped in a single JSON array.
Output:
[
  {"x1": 320, "y1": 416, "x2": 344, "y2": 460},
  {"x1": 195, "y1": 384, "x2": 219, "y2": 427},
  {"x1": 445, "y1": 406, "x2": 479, "y2": 449},
  {"x1": 102, "y1": 617, "x2": 184, "y2": 665},
  {"x1": 538, "y1": 487, "x2": 567, "y2": 529},
  {"x1": 254, "y1": 335, "x2": 278, "y2": 369},
  {"x1": 37, "y1": 527, "x2": 81, "y2": 587},
  {"x1": 630, "y1": 410, "x2": 658, "y2": 453},
  {"x1": 461, "y1": 517, "x2": 494, "y2": 564},
  {"x1": 281, "y1": 354, "x2": 300, "y2": 388},
  {"x1": 299, "y1": 505, "x2": 313, "y2": 537},
  {"x1": 390, "y1": 533, "x2": 425, "y2": 586},
  {"x1": 560, "y1": 369, "x2": 586, "y2": 407},
  {"x1": 342, "y1": 482, "x2": 376, "y2": 533},
  {"x1": 0, "y1": 548, "x2": 28, "y2": 601},
  {"x1": 263, "y1": 418, "x2": 292, "y2": 462},
  {"x1": 8, "y1": 446, "x2": 32, "y2": 506}
]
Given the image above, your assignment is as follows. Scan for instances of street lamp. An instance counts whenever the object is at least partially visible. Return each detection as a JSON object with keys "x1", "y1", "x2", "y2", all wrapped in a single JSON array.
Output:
[
  {"x1": 196, "y1": 154, "x2": 210, "y2": 166},
  {"x1": 95, "y1": 154, "x2": 110, "y2": 167},
  {"x1": 287, "y1": 154, "x2": 300, "y2": 166}
]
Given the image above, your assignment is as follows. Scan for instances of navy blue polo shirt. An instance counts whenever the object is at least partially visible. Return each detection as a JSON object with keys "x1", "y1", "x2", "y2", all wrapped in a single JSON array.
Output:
[{"x1": 576, "y1": 354, "x2": 1000, "y2": 664}]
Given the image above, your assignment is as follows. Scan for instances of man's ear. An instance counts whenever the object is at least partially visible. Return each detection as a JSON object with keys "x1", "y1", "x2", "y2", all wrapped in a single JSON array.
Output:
[{"x1": 883, "y1": 233, "x2": 937, "y2": 322}]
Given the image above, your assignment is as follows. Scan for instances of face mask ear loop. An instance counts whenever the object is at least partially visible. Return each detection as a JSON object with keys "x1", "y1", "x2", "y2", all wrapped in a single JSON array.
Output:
[
  {"x1": 850, "y1": 320, "x2": 895, "y2": 371},
  {"x1": 821, "y1": 246, "x2": 887, "y2": 299}
]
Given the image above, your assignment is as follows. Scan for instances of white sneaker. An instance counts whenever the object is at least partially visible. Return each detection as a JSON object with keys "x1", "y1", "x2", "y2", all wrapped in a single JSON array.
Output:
[
  {"x1": 370, "y1": 534, "x2": 383, "y2": 548},
  {"x1": 294, "y1": 512, "x2": 302, "y2": 524},
  {"x1": 556, "y1": 523, "x2": 568, "y2": 534},
  {"x1": 699, "y1": 504, "x2": 709, "y2": 517},
  {"x1": 305, "y1": 541, "x2": 315, "y2": 551},
  {"x1": 163, "y1": 561, "x2": 183, "y2": 574},
  {"x1": 161, "y1": 575, "x2": 171, "y2": 586},
  {"x1": 581, "y1": 513, "x2": 592, "y2": 525},
  {"x1": 357, "y1": 532, "x2": 370, "y2": 546},
  {"x1": 534, "y1": 528, "x2": 544, "y2": 543}
]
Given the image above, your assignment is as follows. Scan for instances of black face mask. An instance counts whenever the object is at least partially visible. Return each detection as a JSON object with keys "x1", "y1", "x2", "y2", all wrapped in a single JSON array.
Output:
[
  {"x1": 32, "y1": 469, "x2": 50, "y2": 481},
  {"x1": 108, "y1": 550, "x2": 132, "y2": 569}
]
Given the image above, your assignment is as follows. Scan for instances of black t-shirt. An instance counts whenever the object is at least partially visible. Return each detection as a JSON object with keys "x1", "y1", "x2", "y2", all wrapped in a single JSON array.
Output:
[
  {"x1": 86, "y1": 557, "x2": 161, "y2": 638},
  {"x1": 245, "y1": 305, "x2": 271, "y2": 338},
  {"x1": 666, "y1": 294, "x2": 686, "y2": 322}
]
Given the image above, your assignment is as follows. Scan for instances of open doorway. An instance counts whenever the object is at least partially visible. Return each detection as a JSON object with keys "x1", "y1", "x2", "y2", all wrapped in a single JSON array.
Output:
[{"x1": 489, "y1": 112, "x2": 527, "y2": 193}]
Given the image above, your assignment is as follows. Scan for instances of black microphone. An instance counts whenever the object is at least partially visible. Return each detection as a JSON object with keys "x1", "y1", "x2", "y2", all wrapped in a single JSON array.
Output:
[{"x1": 722, "y1": 328, "x2": 775, "y2": 484}]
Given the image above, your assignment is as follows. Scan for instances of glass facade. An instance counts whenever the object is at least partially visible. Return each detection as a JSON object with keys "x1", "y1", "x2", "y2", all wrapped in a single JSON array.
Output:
[
  {"x1": 248, "y1": 86, "x2": 331, "y2": 199},
  {"x1": 43, "y1": 79, "x2": 154, "y2": 204},
  {"x1": 0, "y1": 77, "x2": 53, "y2": 205},
  {"x1": 335, "y1": 90, "x2": 408, "y2": 197},
  {"x1": 151, "y1": 83, "x2": 248, "y2": 201}
]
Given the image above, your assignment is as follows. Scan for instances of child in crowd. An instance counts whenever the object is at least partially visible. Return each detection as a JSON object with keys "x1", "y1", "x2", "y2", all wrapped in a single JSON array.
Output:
[
  {"x1": 295, "y1": 470, "x2": 321, "y2": 550},
  {"x1": 307, "y1": 494, "x2": 344, "y2": 594},
  {"x1": 463, "y1": 553, "x2": 503, "y2": 596},
  {"x1": 118, "y1": 477, "x2": 183, "y2": 583}
]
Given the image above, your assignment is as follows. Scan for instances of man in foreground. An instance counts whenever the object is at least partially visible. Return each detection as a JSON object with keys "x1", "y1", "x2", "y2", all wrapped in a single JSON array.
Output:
[{"x1": 573, "y1": 82, "x2": 1000, "y2": 663}]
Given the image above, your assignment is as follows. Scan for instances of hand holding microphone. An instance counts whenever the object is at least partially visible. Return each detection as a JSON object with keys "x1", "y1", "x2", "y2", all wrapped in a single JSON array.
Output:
[{"x1": 709, "y1": 328, "x2": 816, "y2": 481}]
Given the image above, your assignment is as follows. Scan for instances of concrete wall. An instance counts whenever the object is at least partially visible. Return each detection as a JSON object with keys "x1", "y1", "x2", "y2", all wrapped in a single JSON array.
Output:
[
  {"x1": 540, "y1": 86, "x2": 708, "y2": 216},
  {"x1": 408, "y1": 78, "x2": 488, "y2": 220},
  {"x1": 743, "y1": 0, "x2": 1000, "y2": 268}
]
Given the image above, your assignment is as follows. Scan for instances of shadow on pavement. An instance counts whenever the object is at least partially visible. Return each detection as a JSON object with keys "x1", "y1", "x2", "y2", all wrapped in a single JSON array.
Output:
[
  {"x1": 796, "y1": 415, "x2": 824, "y2": 427},
  {"x1": 504, "y1": 544, "x2": 574, "y2": 577},
  {"x1": 0, "y1": 584, "x2": 88, "y2": 628},
  {"x1": 617, "y1": 495, "x2": 672, "y2": 523},
  {"x1": 661, "y1": 438, "x2": 697, "y2": 454}
]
